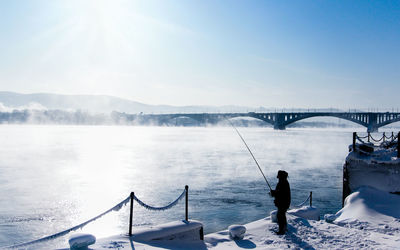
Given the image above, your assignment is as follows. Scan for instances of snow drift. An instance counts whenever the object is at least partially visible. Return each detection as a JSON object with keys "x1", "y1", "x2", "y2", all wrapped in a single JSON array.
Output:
[{"x1": 335, "y1": 186, "x2": 400, "y2": 224}]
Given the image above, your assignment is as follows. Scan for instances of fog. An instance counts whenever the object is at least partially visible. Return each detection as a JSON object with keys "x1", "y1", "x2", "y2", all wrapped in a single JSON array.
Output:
[
  {"x1": 0, "y1": 102, "x2": 47, "y2": 112},
  {"x1": 1, "y1": 104, "x2": 393, "y2": 131}
]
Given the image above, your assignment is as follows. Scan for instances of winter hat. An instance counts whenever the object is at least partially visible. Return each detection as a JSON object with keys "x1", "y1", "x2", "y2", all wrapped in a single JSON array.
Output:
[{"x1": 277, "y1": 170, "x2": 288, "y2": 179}]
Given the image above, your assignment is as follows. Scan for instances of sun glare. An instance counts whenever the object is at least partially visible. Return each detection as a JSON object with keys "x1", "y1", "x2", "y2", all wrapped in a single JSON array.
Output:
[{"x1": 56, "y1": 0, "x2": 138, "y2": 58}]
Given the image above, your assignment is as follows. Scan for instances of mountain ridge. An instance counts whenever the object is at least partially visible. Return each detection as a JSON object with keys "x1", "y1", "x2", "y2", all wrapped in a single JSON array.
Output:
[{"x1": 0, "y1": 91, "x2": 261, "y2": 114}]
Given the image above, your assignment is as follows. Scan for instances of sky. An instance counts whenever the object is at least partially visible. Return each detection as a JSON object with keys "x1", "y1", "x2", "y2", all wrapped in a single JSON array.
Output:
[{"x1": 0, "y1": 0, "x2": 399, "y2": 109}]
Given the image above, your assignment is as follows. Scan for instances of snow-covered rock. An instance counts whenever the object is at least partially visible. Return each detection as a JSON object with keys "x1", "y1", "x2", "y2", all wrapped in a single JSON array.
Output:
[
  {"x1": 324, "y1": 213, "x2": 337, "y2": 223},
  {"x1": 288, "y1": 206, "x2": 320, "y2": 220},
  {"x1": 68, "y1": 233, "x2": 96, "y2": 250},
  {"x1": 228, "y1": 225, "x2": 246, "y2": 240}
]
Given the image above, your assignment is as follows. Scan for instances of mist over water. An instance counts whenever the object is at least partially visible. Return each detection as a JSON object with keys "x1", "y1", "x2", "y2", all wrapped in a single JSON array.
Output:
[{"x1": 0, "y1": 125, "x2": 383, "y2": 248}]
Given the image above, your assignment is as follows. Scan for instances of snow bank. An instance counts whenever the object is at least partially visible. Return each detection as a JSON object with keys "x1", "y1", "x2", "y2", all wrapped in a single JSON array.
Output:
[
  {"x1": 335, "y1": 186, "x2": 400, "y2": 224},
  {"x1": 85, "y1": 220, "x2": 205, "y2": 250},
  {"x1": 130, "y1": 220, "x2": 203, "y2": 241},
  {"x1": 270, "y1": 206, "x2": 320, "y2": 222},
  {"x1": 288, "y1": 206, "x2": 320, "y2": 220}
]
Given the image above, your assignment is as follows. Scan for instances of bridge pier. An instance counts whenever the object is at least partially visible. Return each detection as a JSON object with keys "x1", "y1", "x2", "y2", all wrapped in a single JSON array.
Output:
[
  {"x1": 273, "y1": 124, "x2": 286, "y2": 130},
  {"x1": 367, "y1": 113, "x2": 379, "y2": 133},
  {"x1": 367, "y1": 126, "x2": 379, "y2": 133}
]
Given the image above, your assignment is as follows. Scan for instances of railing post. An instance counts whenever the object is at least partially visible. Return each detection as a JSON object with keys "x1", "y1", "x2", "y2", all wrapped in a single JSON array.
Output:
[
  {"x1": 129, "y1": 192, "x2": 134, "y2": 236},
  {"x1": 185, "y1": 185, "x2": 189, "y2": 221},
  {"x1": 368, "y1": 132, "x2": 370, "y2": 142},
  {"x1": 392, "y1": 132, "x2": 394, "y2": 140},
  {"x1": 310, "y1": 191, "x2": 312, "y2": 207},
  {"x1": 397, "y1": 132, "x2": 400, "y2": 158},
  {"x1": 352, "y1": 132, "x2": 356, "y2": 152},
  {"x1": 383, "y1": 132, "x2": 385, "y2": 142}
]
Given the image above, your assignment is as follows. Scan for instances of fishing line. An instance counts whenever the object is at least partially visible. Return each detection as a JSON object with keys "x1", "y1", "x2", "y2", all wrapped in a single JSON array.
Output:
[{"x1": 226, "y1": 118, "x2": 272, "y2": 191}]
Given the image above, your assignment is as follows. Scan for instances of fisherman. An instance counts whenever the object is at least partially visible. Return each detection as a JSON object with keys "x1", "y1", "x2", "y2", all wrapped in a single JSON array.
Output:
[{"x1": 270, "y1": 170, "x2": 291, "y2": 235}]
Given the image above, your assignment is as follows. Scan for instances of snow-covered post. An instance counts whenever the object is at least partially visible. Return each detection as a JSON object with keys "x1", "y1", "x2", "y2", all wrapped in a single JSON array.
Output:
[
  {"x1": 129, "y1": 192, "x2": 134, "y2": 236},
  {"x1": 310, "y1": 192, "x2": 312, "y2": 207},
  {"x1": 397, "y1": 132, "x2": 400, "y2": 158},
  {"x1": 368, "y1": 132, "x2": 370, "y2": 142},
  {"x1": 185, "y1": 185, "x2": 189, "y2": 221},
  {"x1": 352, "y1": 132, "x2": 356, "y2": 152}
]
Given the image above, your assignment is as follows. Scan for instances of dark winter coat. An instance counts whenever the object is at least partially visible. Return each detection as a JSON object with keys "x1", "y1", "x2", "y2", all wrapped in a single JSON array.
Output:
[{"x1": 271, "y1": 179, "x2": 291, "y2": 209}]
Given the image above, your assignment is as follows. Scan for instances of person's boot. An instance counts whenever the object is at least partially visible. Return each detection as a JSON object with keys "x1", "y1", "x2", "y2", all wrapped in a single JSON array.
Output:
[{"x1": 276, "y1": 225, "x2": 285, "y2": 235}]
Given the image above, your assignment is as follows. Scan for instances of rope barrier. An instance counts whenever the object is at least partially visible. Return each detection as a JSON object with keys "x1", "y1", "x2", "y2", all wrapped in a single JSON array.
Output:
[
  {"x1": 384, "y1": 134, "x2": 394, "y2": 140},
  {"x1": 133, "y1": 189, "x2": 186, "y2": 211},
  {"x1": 291, "y1": 192, "x2": 312, "y2": 208},
  {"x1": 356, "y1": 134, "x2": 397, "y2": 145},
  {"x1": 7, "y1": 196, "x2": 131, "y2": 248},
  {"x1": 355, "y1": 136, "x2": 369, "y2": 145},
  {"x1": 354, "y1": 132, "x2": 399, "y2": 157},
  {"x1": 370, "y1": 135, "x2": 385, "y2": 143},
  {"x1": 7, "y1": 188, "x2": 188, "y2": 248}
]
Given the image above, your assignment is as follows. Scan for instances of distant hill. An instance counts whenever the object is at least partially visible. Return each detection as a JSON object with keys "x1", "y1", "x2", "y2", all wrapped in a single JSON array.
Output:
[
  {"x1": 0, "y1": 91, "x2": 152, "y2": 113},
  {"x1": 0, "y1": 91, "x2": 347, "y2": 114},
  {"x1": 0, "y1": 91, "x2": 259, "y2": 114}
]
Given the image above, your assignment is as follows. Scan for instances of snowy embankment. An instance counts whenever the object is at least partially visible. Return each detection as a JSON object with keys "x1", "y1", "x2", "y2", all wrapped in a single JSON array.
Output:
[
  {"x1": 345, "y1": 146, "x2": 400, "y2": 194},
  {"x1": 82, "y1": 186, "x2": 400, "y2": 249}
]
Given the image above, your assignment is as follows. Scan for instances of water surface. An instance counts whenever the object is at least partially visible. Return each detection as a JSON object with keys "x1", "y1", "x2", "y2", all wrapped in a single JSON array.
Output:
[{"x1": 0, "y1": 125, "x2": 368, "y2": 248}]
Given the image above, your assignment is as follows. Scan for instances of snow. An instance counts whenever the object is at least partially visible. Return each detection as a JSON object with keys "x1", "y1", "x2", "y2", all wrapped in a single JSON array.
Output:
[
  {"x1": 336, "y1": 186, "x2": 400, "y2": 225},
  {"x1": 76, "y1": 186, "x2": 400, "y2": 249}
]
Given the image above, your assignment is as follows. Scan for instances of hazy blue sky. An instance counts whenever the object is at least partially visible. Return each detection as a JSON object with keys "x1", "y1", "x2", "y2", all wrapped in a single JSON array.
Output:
[{"x1": 0, "y1": 0, "x2": 399, "y2": 108}]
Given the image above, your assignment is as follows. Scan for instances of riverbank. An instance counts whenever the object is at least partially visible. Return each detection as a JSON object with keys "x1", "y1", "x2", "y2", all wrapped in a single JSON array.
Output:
[{"x1": 69, "y1": 186, "x2": 400, "y2": 249}]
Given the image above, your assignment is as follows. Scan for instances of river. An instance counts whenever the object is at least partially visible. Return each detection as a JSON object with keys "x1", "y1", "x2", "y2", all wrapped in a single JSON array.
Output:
[{"x1": 0, "y1": 125, "x2": 378, "y2": 248}]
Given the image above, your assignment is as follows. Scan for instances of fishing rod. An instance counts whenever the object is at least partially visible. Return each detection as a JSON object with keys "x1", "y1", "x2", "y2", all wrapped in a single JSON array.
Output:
[{"x1": 226, "y1": 118, "x2": 272, "y2": 191}]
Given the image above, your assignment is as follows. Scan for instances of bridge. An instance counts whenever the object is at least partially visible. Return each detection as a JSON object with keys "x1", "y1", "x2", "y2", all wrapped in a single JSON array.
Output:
[{"x1": 113, "y1": 112, "x2": 400, "y2": 132}]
